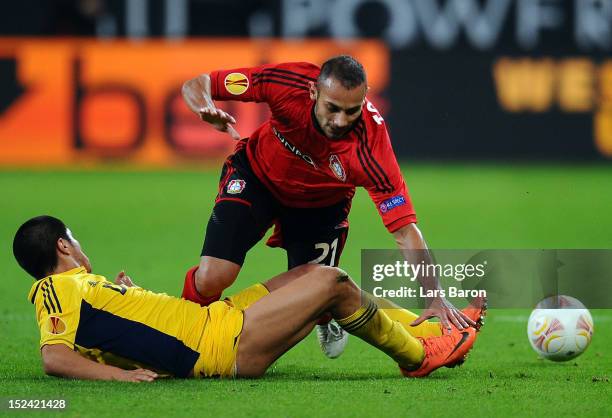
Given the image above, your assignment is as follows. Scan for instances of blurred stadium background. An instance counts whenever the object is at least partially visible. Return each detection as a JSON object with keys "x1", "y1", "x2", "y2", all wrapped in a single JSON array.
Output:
[
  {"x1": 1, "y1": 1, "x2": 611, "y2": 417},
  {"x1": 2, "y1": 0, "x2": 612, "y2": 163}
]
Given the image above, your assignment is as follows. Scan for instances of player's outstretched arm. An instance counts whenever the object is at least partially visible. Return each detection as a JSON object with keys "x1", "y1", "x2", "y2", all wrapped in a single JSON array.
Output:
[
  {"x1": 41, "y1": 344, "x2": 157, "y2": 382},
  {"x1": 114, "y1": 270, "x2": 136, "y2": 287},
  {"x1": 393, "y1": 223, "x2": 476, "y2": 333},
  {"x1": 181, "y1": 74, "x2": 240, "y2": 139}
]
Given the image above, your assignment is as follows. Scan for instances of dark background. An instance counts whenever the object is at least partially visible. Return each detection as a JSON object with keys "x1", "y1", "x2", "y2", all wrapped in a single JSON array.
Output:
[{"x1": 2, "y1": 0, "x2": 611, "y2": 160}]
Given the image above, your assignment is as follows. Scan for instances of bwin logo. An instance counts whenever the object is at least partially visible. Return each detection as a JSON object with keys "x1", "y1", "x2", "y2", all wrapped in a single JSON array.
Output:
[{"x1": 273, "y1": 127, "x2": 316, "y2": 168}]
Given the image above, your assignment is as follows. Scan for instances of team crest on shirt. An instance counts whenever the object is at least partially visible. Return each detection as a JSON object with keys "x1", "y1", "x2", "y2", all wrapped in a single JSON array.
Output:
[
  {"x1": 47, "y1": 316, "x2": 66, "y2": 335},
  {"x1": 329, "y1": 155, "x2": 346, "y2": 182},
  {"x1": 224, "y1": 73, "x2": 249, "y2": 95},
  {"x1": 227, "y1": 179, "x2": 246, "y2": 194}
]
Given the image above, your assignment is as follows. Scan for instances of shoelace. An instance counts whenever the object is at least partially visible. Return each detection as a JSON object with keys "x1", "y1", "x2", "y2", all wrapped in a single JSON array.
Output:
[
  {"x1": 421, "y1": 334, "x2": 455, "y2": 356},
  {"x1": 322, "y1": 322, "x2": 344, "y2": 343}
]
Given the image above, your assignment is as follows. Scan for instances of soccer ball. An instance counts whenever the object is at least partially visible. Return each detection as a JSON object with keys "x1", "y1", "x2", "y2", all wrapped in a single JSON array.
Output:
[{"x1": 527, "y1": 295, "x2": 594, "y2": 362}]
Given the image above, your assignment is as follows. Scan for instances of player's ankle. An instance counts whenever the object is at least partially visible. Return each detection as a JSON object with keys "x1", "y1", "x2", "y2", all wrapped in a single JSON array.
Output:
[{"x1": 316, "y1": 312, "x2": 333, "y2": 325}]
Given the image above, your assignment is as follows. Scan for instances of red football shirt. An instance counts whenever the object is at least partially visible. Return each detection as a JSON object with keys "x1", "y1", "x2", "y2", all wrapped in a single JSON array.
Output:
[{"x1": 210, "y1": 62, "x2": 417, "y2": 233}]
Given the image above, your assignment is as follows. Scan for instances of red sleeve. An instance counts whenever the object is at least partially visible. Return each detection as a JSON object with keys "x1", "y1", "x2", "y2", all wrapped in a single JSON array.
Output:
[
  {"x1": 358, "y1": 115, "x2": 417, "y2": 233},
  {"x1": 210, "y1": 62, "x2": 318, "y2": 109}
]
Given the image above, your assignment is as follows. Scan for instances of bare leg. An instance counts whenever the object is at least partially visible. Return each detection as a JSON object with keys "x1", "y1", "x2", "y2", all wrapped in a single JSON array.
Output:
[
  {"x1": 264, "y1": 268, "x2": 441, "y2": 338},
  {"x1": 196, "y1": 257, "x2": 318, "y2": 298},
  {"x1": 236, "y1": 266, "x2": 361, "y2": 377},
  {"x1": 195, "y1": 256, "x2": 241, "y2": 297},
  {"x1": 262, "y1": 264, "x2": 321, "y2": 292}
]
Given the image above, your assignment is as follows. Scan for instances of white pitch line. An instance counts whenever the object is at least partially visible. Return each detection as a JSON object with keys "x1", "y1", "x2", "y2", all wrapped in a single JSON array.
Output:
[
  {"x1": 490, "y1": 315, "x2": 529, "y2": 322},
  {"x1": 492, "y1": 315, "x2": 611, "y2": 322}
]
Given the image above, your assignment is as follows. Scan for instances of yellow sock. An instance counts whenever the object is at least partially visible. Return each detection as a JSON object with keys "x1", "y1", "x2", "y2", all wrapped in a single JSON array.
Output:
[
  {"x1": 373, "y1": 296, "x2": 443, "y2": 338},
  {"x1": 224, "y1": 283, "x2": 269, "y2": 310},
  {"x1": 337, "y1": 299, "x2": 425, "y2": 369}
]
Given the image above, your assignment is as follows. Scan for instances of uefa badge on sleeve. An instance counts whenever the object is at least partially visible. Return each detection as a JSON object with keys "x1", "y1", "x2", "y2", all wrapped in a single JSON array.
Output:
[
  {"x1": 224, "y1": 73, "x2": 249, "y2": 95},
  {"x1": 227, "y1": 179, "x2": 246, "y2": 194},
  {"x1": 47, "y1": 316, "x2": 66, "y2": 335},
  {"x1": 379, "y1": 195, "x2": 405, "y2": 214}
]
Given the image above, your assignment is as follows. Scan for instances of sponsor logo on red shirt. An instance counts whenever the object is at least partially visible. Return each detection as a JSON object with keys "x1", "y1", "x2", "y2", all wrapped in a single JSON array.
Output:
[{"x1": 272, "y1": 127, "x2": 316, "y2": 168}]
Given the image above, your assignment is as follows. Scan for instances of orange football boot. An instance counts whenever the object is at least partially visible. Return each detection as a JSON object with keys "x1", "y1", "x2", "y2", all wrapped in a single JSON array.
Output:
[
  {"x1": 444, "y1": 295, "x2": 487, "y2": 368},
  {"x1": 438, "y1": 295, "x2": 487, "y2": 334},
  {"x1": 461, "y1": 295, "x2": 487, "y2": 331},
  {"x1": 400, "y1": 327, "x2": 477, "y2": 378}
]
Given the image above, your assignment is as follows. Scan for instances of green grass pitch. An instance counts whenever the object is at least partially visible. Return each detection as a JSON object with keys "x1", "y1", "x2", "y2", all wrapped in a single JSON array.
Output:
[{"x1": 1, "y1": 163, "x2": 611, "y2": 417}]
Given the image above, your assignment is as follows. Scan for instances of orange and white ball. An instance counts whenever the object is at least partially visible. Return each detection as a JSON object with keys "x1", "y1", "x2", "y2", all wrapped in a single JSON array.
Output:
[{"x1": 527, "y1": 295, "x2": 594, "y2": 362}]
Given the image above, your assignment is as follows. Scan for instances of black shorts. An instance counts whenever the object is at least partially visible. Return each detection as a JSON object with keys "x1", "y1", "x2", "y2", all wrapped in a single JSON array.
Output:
[{"x1": 202, "y1": 147, "x2": 350, "y2": 268}]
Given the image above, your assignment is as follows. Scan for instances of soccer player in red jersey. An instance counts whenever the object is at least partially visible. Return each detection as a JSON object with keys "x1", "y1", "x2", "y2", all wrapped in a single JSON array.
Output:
[{"x1": 181, "y1": 56, "x2": 476, "y2": 357}]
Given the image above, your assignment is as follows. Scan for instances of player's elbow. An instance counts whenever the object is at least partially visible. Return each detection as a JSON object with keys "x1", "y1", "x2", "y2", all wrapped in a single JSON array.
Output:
[
  {"x1": 42, "y1": 355, "x2": 59, "y2": 376},
  {"x1": 41, "y1": 345, "x2": 65, "y2": 377}
]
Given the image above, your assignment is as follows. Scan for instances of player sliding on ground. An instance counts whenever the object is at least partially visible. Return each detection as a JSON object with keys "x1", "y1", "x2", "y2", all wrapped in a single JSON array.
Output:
[
  {"x1": 181, "y1": 55, "x2": 476, "y2": 358},
  {"x1": 14, "y1": 216, "x2": 485, "y2": 381}
]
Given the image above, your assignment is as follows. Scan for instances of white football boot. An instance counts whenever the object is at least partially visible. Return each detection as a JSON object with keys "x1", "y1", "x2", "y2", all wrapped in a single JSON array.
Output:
[{"x1": 316, "y1": 320, "x2": 348, "y2": 359}]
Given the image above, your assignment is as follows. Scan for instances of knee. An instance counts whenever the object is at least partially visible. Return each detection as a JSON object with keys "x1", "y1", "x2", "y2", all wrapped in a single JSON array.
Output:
[
  {"x1": 195, "y1": 262, "x2": 236, "y2": 294},
  {"x1": 316, "y1": 266, "x2": 357, "y2": 296},
  {"x1": 317, "y1": 265, "x2": 350, "y2": 282}
]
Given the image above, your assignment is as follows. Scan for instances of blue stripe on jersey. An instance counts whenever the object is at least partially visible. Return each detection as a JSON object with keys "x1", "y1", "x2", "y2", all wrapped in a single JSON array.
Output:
[{"x1": 75, "y1": 301, "x2": 199, "y2": 377}]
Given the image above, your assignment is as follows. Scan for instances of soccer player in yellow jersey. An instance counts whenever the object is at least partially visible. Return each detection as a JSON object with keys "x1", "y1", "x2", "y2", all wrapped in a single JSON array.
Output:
[{"x1": 13, "y1": 216, "x2": 484, "y2": 381}]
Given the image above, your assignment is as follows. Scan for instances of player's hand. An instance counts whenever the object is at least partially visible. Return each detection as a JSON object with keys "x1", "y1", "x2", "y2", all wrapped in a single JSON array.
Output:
[
  {"x1": 198, "y1": 107, "x2": 241, "y2": 140},
  {"x1": 410, "y1": 296, "x2": 476, "y2": 334},
  {"x1": 113, "y1": 368, "x2": 158, "y2": 383},
  {"x1": 114, "y1": 270, "x2": 135, "y2": 287}
]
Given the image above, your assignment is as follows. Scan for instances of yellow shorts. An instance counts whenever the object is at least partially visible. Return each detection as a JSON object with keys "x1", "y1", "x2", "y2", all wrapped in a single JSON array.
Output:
[
  {"x1": 192, "y1": 284, "x2": 269, "y2": 378},
  {"x1": 224, "y1": 283, "x2": 269, "y2": 310},
  {"x1": 192, "y1": 300, "x2": 244, "y2": 378}
]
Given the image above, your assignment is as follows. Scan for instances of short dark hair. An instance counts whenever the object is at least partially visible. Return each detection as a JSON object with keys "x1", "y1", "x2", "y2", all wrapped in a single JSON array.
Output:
[
  {"x1": 13, "y1": 216, "x2": 70, "y2": 280},
  {"x1": 318, "y1": 55, "x2": 367, "y2": 90}
]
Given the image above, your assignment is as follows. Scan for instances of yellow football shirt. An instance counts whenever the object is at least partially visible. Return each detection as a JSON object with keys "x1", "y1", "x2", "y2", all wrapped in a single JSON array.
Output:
[{"x1": 28, "y1": 267, "x2": 209, "y2": 377}]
